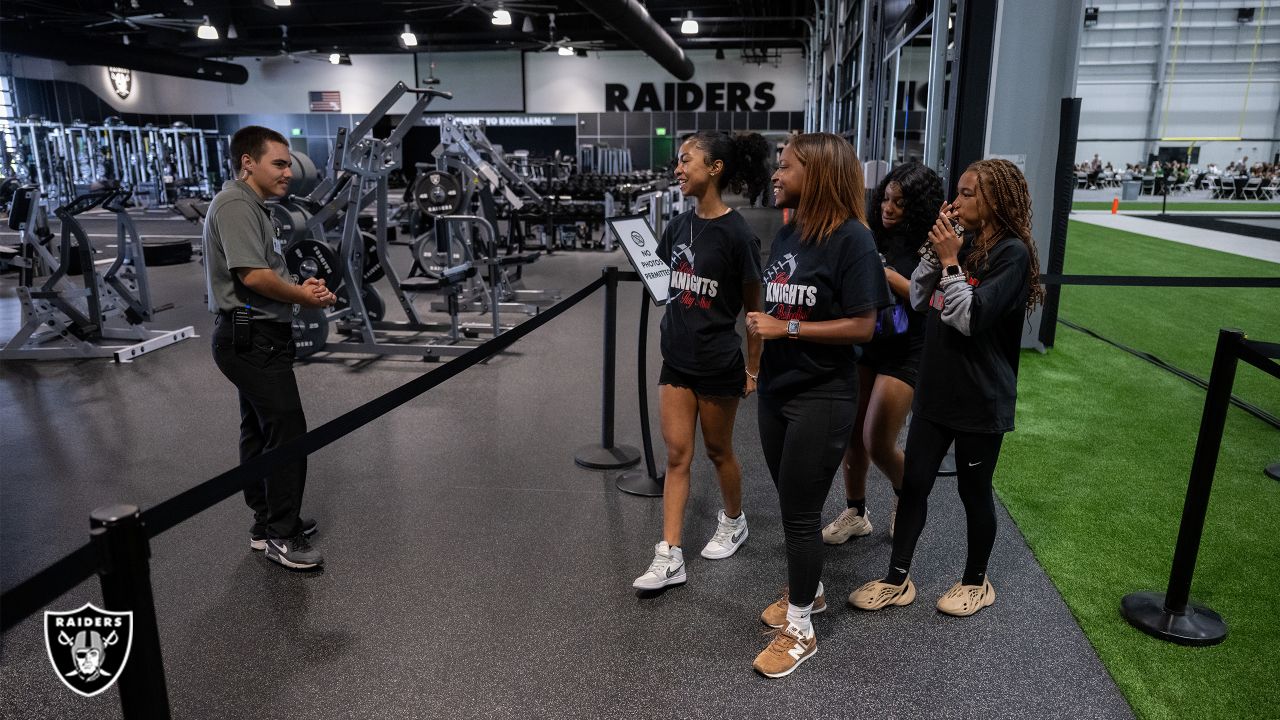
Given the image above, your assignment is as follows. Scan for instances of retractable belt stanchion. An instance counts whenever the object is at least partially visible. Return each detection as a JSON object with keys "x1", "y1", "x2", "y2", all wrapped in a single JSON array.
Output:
[
  {"x1": 615, "y1": 284, "x2": 665, "y2": 496},
  {"x1": 574, "y1": 266, "x2": 641, "y2": 470},
  {"x1": 91, "y1": 504, "x2": 171, "y2": 719},
  {"x1": 1120, "y1": 328, "x2": 1243, "y2": 646}
]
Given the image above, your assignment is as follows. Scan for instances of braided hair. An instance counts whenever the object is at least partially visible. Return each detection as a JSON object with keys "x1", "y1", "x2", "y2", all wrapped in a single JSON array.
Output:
[
  {"x1": 688, "y1": 131, "x2": 772, "y2": 197},
  {"x1": 964, "y1": 159, "x2": 1044, "y2": 312},
  {"x1": 868, "y1": 161, "x2": 944, "y2": 257}
]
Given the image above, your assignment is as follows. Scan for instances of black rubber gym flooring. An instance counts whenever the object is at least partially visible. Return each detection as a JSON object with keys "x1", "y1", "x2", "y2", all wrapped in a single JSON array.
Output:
[{"x1": 0, "y1": 205, "x2": 1133, "y2": 719}]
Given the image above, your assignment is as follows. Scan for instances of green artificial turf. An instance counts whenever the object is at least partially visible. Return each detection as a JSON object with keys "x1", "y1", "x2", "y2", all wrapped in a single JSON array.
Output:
[
  {"x1": 1058, "y1": 221, "x2": 1280, "y2": 418},
  {"x1": 996, "y1": 224, "x2": 1280, "y2": 719},
  {"x1": 1072, "y1": 201, "x2": 1280, "y2": 212}
]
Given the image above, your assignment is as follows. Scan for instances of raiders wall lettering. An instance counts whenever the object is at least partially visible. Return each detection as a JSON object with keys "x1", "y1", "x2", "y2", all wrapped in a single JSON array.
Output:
[{"x1": 605, "y1": 82, "x2": 777, "y2": 112}]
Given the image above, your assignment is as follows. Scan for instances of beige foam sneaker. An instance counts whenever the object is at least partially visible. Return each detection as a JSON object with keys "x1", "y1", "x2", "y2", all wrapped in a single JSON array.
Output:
[
  {"x1": 848, "y1": 577, "x2": 917, "y2": 610},
  {"x1": 752, "y1": 624, "x2": 817, "y2": 678},
  {"x1": 821, "y1": 507, "x2": 873, "y2": 544},
  {"x1": 760, "y1": 588, "x2": 827, "y2": 628},
  {"x1": 936, "y1": 578, "x2": 996, "y2": 617}
]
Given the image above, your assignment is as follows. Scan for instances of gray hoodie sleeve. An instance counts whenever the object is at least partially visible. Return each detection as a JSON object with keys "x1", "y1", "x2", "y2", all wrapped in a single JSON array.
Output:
[
  {"x1": 938, "y1": 273, "x2": 977, "y2": 335},
  {"x1": 909, "y1": 254, "x2": 942, "y2": 313}
]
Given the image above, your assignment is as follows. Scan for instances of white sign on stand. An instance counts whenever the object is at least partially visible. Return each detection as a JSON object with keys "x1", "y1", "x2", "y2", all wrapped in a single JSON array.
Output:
[{"x1": 607, "y1": 215, "x2": 669, "y2": 306}]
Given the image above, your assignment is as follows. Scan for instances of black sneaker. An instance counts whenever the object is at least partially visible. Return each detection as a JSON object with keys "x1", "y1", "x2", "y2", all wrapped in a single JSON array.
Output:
[
  {"x1": 263, "y1": 533, "x2": 324, "y2": 570},
  {"x1": 250, "y1": 518, "x2": 317, "y2": 551}
]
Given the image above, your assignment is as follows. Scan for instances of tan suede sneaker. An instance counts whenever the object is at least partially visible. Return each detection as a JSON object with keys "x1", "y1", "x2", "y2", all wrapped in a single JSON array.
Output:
[
  {"x1": 760, "y1": 588, "x2": 827, "y2": 628},
  {"x1": 936, "y1": 578, "x2": 996, "y2": 617},
  {"x1": 848, "y1": 577, "x2": 916, "y2": 610},
  {"x1": 752, "y1": 624, "x2": 817, "y2": 678}
]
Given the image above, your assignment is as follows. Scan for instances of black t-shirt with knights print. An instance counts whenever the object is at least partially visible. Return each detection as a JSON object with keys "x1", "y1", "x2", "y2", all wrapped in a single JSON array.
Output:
[
  {"x1": 657, "y1": 208, "x2": 762, "y2": 375},
  {"x1": 758, "y1": 218, "x2": 892, "y2": 398}
]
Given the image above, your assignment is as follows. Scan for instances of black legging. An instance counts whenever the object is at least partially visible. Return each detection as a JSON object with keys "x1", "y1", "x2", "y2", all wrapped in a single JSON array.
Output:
[
  {"x1": 758, "y1": 392, "x2": 856, "y2": 606},
  {"x1": 887, "y1": 414, "x2": 1005, "y2": 586}
]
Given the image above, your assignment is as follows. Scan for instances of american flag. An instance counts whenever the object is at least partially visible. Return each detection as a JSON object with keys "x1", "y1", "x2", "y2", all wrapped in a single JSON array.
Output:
[{"x1": 309, "y1": 91, "x2": 341, "y2": 112}]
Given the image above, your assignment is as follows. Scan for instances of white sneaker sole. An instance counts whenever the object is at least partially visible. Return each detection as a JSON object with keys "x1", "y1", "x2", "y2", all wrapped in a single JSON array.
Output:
[
  {"x1": 632, "y1": 569, "x2": 686, "y2": 590},
  {"x1": 700, "y1": 528, "x2": 748, "y2": 559}
]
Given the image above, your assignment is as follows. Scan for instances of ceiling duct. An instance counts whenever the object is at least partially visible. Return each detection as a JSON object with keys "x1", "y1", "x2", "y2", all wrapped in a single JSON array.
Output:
[
  {"x1": 574, "y1": 0, "x2": 694, "y2": 80},
  {"x1": 2, "y1": 30, "x2": 250, "y2": 85}
]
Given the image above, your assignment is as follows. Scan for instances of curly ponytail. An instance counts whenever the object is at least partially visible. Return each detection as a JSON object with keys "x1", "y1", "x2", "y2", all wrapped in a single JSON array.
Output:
[{"x1": 689, "y1": 131, "x2": 773, "y2": 196}]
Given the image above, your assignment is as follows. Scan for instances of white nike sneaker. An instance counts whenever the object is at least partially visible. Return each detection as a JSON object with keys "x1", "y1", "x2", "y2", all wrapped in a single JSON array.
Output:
[
  {"x1": 821, "y1": 507, "x2": 872, "y2": 545},
  {"x1": 633, "y1": 541, "x2": 686, "y2": 590},
  {"x1": 700, "y1": 510, "x2": 748, "y2": 559}
]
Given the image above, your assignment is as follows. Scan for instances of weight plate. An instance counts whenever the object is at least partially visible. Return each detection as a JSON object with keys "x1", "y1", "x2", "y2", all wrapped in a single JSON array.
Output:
[
  {"x1": 361, "y1": 231, "x2": 385, "y2": 284},
  {"x1": 284, "y1": 238, "x2": 343, "y2": 293},
  {"x1": 288, "y1": 150, "x2": 321, "y2": 197},
  {"x1": 412, "y1": 170, "x2": 466, "y2": 217},
  {"x1": 269, "y1": 200, "x2": 312, "y2": 247},
  {"x1": 292, "y1": 307, "x2": 328, "y2": 358},
  {"x1": 333, "y1": 283, "x2": 386, "y2": 322}
]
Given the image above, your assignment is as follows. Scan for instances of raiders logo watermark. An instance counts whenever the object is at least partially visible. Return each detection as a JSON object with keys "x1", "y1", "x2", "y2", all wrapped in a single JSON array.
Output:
[{"x1": 44, "y1": 603, "x2": 133, "y2": 697}]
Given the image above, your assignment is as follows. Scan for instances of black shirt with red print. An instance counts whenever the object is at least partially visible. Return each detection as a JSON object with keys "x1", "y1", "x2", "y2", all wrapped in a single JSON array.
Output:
[
  {"x1": 758, "y1": 218, "x2": 892, "y2": 399},
  {"x1": 657, "y1": 209, "x2": 762, "y2": 375}
]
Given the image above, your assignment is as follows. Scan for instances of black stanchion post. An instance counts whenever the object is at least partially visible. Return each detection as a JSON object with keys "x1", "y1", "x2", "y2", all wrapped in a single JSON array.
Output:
[
  {"x1": 575, "y1": 266, "x2": 640, "y2": 469},
  {"x1": 1161, "y1": 180, "x2": 1168, "y2": 216},
  {"x1": 91, "y1": 504, "x2": 171, "y2": 719},
  {"x1": 1121, "y1": 328, "x2": 1240, "y2": 646},
  {"x1": 616, "y1": 286, "x2": 665, "y2": 496},
  {"x1": 1265, "y1": 463, "x2": 1280, "y2": 482}
]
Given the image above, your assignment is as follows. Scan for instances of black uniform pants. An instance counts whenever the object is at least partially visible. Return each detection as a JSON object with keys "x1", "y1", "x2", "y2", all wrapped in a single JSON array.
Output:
[
  {"x1": 757, "y1": 392, "x2": 856, "y2": 607},
  {"x1": 889, "y1": 415, "x2": 1005, "y2": 583},
  {"x1": 211, "y1": 314, "x2": 307, "y2": 539}
]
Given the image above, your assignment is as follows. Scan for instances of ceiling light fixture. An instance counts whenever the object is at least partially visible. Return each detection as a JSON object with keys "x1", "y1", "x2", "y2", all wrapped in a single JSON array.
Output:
[
  {"x1": 330, "y1": 53, "x2": 341, "y2": 64},
  {"x1": 227, "y1": 23, "x2": 238, "y2": 39},
  {"x1": 122, "y1": 35, "x2": 131, "y2": 46},
  {"x1": 400, "y1": 23, "x2": 418, "y2": 47},
  {"x1": 197, "y1": 16, "x2": 219, "y2": 40},
  {"x1": 273, "y1": 0, "x2": 292, "y2": 6},
  {"x1": 521, "y1": 16, "x2": 534, "y2": 33},
  {"x1": 558, "y1": 46, "x2": 574, "y2": 56},
  {"x1": 492, "y1": 9, "x2": 512, "y2": 26},
  {"x1": 681, "y1": 12, "x2": 699, "y2": 35}
]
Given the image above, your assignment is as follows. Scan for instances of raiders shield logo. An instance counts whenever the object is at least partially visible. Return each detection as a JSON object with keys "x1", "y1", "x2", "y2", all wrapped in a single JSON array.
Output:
[
  {"x1": 107, "y1": 67, "x2": 132, "y2": 100},
  {"x1": 44, "y1": 603, "x2": 133, "y2": 697}
]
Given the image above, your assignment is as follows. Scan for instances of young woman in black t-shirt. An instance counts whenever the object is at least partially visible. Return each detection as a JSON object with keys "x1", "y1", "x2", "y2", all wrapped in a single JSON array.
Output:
[
  {"x1": 744, "y1": 133, "x2": 891, "y2": 678},
  {"x1": 632, "y1": 131, "x2": 772, "y2": 592},
  {"x1": 850, "y1": 158, "x2": 1044, "y2": 617},
  {"x1": 821, "y1": 162, "x2": 943, "y2": 545}
]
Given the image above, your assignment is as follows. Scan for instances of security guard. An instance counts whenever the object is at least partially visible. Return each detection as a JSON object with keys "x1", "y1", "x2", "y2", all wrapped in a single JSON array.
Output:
[{"x1": 204, "y1": 126, "x2": 335, "y2": 570}]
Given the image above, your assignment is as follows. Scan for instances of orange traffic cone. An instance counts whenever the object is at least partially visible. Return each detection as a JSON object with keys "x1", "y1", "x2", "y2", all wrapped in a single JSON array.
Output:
[{"x1": 1111, "y1": 197, "x2": 1119, "y2": 214}]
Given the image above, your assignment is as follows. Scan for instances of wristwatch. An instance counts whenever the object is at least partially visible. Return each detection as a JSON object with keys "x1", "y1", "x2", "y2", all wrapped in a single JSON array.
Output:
[
  {"x1": 943, "y1": 264, "x2": 964, "y2": 279},
  {"x1": 786, "y1": 319, "x2": 800, "y2": 339}
]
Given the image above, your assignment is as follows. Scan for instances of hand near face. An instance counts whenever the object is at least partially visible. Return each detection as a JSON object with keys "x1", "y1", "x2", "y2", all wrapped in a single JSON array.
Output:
[{"x1": 927, "y1": 202, "x2": 964, "y2": 263}]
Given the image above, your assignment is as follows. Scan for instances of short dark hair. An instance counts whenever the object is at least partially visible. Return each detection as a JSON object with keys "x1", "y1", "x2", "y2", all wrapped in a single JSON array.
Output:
[{"x1": 230, "y1": 126, "x2": 288, "y2": 172}]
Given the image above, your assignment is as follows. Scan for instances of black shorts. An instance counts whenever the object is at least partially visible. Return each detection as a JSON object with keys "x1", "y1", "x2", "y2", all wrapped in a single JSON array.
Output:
[
  {"x1": 858, "y1": 337, "x2": 924, "y2": 388},
  {"x1": 659, "y1": 360, "x2": 746, "y2": 399}
]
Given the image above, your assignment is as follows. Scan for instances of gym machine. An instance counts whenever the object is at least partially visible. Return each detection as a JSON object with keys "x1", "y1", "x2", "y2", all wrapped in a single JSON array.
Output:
[
  {"x1": 284, "y1": 82, "x2": 511, "y2": 360},
  {"x1": 409, "y1": 115, "x2": 558, "y2": 319},
  {"x1": 0, "y1": 185, "x2": 194, "y2": 361}
]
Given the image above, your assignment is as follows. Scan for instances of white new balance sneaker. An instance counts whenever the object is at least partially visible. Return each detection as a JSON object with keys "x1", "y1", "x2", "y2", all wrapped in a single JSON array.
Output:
[
  {"x1": 821, "y1": 507, "x2": 872, "y2": 544},
  {"x1": 700, "y1": 510, "x2": 748, "y2": 559},
  {"x1": 632, "y1": 541, "x2": 686, "y2": 590}
]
